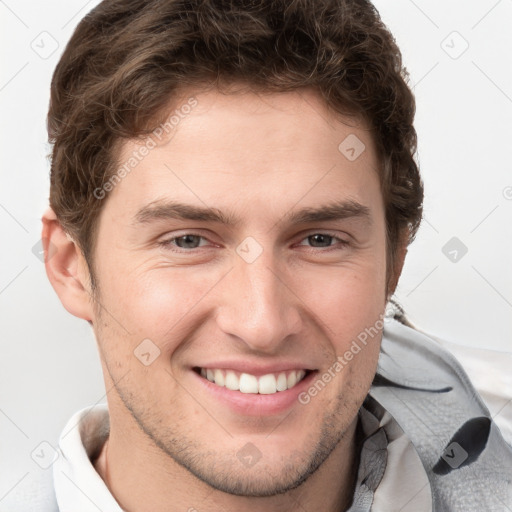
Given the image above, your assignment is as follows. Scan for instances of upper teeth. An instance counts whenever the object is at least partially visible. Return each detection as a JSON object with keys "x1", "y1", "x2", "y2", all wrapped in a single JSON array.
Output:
[{"x1": 200, "y1": 368, "x2": 307, "y2": 394}]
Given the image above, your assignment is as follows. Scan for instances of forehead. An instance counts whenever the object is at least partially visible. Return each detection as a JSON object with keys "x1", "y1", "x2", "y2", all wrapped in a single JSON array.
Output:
[{"x1": 106, "y1": 86, "x2": 383, "y2": 225}]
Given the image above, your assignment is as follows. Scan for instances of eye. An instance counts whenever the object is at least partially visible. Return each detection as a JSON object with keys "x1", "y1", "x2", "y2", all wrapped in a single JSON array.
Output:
[
  {"x1": 297, "y1": 233, "x2": 350, "y2": 250},
  {"x1": 158, "y1": 232, "x2": 350, "y2": 253},
  {"x1": 159, "y1": 234, "x2": 210, "y2": 251}
]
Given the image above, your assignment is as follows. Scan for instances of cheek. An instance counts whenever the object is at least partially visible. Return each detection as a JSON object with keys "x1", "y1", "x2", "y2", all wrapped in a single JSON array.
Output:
[
  {"x1": 295, "y1": 259, "x2": 387, "y2": 333},
  {"x1": 95, "y1": 264, "x2": 221, "y2": 352},
  {"x1": 290, "y1": 255, "x2": 386, "y2": 388}
]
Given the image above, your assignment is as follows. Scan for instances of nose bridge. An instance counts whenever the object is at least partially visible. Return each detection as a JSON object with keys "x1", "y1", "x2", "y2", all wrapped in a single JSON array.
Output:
[{"x1": 216, "y1": 244, "x2": 302, "y2": 352}]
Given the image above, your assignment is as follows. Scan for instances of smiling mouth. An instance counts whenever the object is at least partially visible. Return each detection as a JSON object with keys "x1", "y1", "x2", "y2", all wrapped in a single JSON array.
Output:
[{"x1": 193, "y1": 367, "x2": 313, "y2": 394}]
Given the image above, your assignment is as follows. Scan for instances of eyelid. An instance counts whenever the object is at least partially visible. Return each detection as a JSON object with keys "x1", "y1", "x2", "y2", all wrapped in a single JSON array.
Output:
[{"x1": 297, "y1": 229, "x2": 349, "y2": 240}]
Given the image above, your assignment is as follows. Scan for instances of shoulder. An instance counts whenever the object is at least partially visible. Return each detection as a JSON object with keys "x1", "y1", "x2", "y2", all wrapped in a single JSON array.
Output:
[
  {"x1": 372, "y1": 319, "x2": 512, "y2": 509},
  {"x1": 378, "y1": 318, "x2": 512, "y2": 426},
  {"x1": 374, "y1": 318, "x2": 500, "y2": 431}
]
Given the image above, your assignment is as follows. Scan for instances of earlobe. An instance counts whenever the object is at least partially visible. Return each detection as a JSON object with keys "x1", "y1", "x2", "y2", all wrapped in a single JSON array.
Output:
[{"x1": 42, "y1": 207, "x2": 94, "y2": 321}]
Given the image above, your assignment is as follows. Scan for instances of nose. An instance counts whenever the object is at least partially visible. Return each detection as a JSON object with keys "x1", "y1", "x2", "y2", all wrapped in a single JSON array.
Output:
[{"x1": 215, "y1": 244, "x2": 303, "y2": 354}]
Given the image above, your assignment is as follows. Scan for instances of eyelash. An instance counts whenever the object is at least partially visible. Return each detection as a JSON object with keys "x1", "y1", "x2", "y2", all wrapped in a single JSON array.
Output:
[{"x1": 158, "y1": 232, "x2": 350, "y2": 253}]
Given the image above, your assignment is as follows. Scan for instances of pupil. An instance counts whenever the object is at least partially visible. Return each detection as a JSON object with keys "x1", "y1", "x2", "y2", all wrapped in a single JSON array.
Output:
[
  {"x1": 310, "y1": 234, "x2": 331, "y2": 247},
  {"x1": 178, "y1": 235, "x2": 199, "y2": 248}
]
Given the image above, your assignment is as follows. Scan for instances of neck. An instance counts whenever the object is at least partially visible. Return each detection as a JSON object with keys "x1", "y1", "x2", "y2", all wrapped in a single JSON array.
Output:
[{"x1": 94, "y1": 411, "x2": 363, "y2": 512}]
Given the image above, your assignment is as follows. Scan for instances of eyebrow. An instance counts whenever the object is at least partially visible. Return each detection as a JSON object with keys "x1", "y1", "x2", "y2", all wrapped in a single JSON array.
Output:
[{"x1": 133, "y1": 198, "x2": 372, "y2": 227}]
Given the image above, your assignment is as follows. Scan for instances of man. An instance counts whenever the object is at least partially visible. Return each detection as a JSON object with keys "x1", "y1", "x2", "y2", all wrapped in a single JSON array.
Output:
[{"x1": 34, "y1": 0, "x2": 512, "y2": 510}]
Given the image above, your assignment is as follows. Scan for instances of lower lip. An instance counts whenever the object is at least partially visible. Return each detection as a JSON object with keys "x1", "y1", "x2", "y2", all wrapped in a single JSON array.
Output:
[{"x1": 192, "y1": 370, "x2": 317, "y2": 416}]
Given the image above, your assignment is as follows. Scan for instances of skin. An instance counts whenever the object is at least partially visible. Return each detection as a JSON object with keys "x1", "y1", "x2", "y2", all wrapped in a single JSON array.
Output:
[{"x1": 43, "y1": 85, "x2": 407, "y2": 512}]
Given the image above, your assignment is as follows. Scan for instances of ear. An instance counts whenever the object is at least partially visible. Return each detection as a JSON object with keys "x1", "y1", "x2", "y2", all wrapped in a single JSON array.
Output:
[
  {"x1": 42, "y1": 207, "x2": 94, "y2": 321},
  {"x1": 386, "y1": 234, "x2": 408, "y2": 299}
]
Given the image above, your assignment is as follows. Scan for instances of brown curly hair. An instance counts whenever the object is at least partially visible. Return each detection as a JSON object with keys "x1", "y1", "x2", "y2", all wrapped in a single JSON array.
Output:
[{"x1": 48, "y1": 0, "x2": 423, "y2": 291}]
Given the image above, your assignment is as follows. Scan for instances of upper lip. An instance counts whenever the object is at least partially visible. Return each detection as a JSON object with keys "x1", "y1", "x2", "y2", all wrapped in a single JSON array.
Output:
[{"x1": 193, "y1": 361, "x2": 315, "y2": 376}]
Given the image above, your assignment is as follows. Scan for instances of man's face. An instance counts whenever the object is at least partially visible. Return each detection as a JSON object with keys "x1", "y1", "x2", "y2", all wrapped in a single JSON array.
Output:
[{"x1": 91, "y1": 86, "x2": 388, "y2": 496}]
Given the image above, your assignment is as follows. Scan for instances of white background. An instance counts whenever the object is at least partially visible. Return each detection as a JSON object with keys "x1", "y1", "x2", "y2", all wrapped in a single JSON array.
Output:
[{"x1": 1, "y1": 0, "x2": 511, "y2": 505}]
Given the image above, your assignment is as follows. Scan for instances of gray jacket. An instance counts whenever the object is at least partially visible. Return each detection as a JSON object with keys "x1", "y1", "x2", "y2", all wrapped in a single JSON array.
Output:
[{"x1": 349, "y1": 319, "x2": 512, "y2": 511}]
